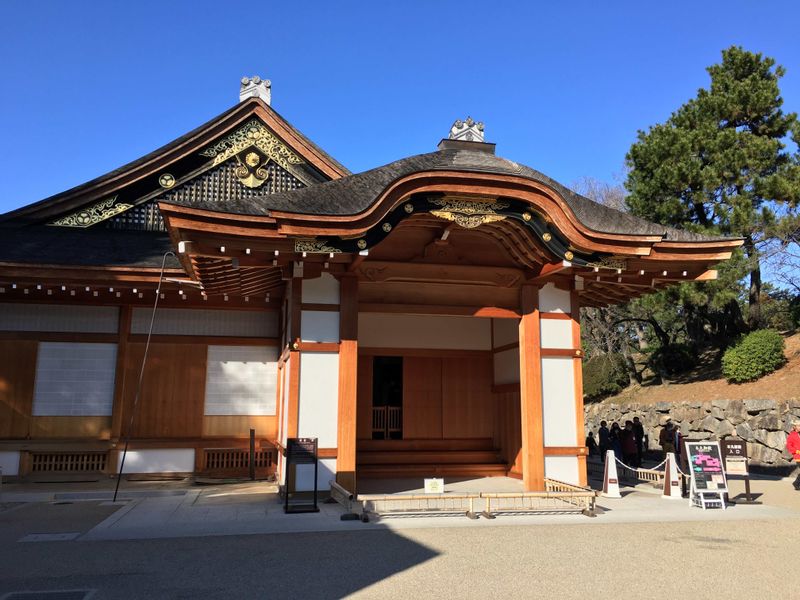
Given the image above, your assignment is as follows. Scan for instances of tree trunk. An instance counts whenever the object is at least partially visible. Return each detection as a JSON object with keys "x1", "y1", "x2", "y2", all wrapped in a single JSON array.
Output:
[{"x1": 744, "y1": 234, "x2": 762, "y2": 328}]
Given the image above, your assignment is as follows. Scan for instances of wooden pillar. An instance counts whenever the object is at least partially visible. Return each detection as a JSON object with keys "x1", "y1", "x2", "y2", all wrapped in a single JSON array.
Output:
[
  {"x1": 286, "y1": 278, "x2": 302, "y2": 439},
  {"x1": 336, "y1": 275, "x2": 358, "y2": 491},
  {"x1": 571, "y1": 291, "x2": 587, "y2": 486},
  {"x1": 110, "y1": 305, "x2": 132, "y2": 442},
  {"x1": 519, "y1": 284, "x2": 544, "y2": 491}
]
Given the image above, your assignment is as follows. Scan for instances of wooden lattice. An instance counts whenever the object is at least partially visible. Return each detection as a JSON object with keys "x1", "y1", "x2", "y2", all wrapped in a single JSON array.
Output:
[{"x1": 31, "y1": 452, "x2": 108, "y2": 472}]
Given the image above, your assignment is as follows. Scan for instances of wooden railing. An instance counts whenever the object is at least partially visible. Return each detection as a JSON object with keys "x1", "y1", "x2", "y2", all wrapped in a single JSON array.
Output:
[
  {"x1": 202, "y1": 447, "x2": 276, "y2": 475},
  {"x1": 372, "y1": 406, "x2": 402, "y2": 438}
]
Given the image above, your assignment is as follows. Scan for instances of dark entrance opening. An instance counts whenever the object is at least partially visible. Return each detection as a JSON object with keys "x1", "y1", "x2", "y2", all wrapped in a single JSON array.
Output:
[{"x1": 372, "y1": 356, "x2": 403, "y2": 439}]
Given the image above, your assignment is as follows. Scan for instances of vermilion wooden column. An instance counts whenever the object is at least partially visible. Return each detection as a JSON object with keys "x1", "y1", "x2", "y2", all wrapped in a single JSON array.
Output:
[
  {"x1": 336, "y1": 275, "x2": 358, "y2": 492},
  {"x1": 519, "y1": 284, "x2": 544, "y2": 491},
  {"x1": 287, "y1": 277, "x2": 302, "y2": 439}
]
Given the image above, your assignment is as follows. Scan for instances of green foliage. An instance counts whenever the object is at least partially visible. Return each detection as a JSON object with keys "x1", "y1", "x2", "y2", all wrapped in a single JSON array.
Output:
[
  {"x1": 583, "y1": 353, "x2": 629, "y2": 400},
  {"x1": 721, "y1": 329, "x2": 786, "y2": 383},
  {"x1": 625, "y1": 46, "x2": 800, "y2": 327},
  {"x1": 648, "y1": 343, "x2": 696, "y2": 376}
]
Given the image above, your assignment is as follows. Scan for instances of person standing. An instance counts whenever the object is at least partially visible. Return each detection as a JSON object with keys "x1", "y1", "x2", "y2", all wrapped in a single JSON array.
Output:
[
  {"x1": 659, "y1": 421, "x2": 676, "y2": 457},
  {"x1": 621, "y1": 421, "x2": 639, "y2": 468},
  {"x1": 633, "y1": 416, "x2": 645, "y2": 465},
  {"x1": 787, "y1": 419, "x2": 800, "y2": 491},
  {"x1": 598, "y1": 421, "x2": 610, "y2": 462}
]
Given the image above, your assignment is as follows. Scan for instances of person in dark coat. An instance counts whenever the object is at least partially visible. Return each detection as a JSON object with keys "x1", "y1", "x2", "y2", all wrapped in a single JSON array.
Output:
[
  {"x1": 609, "y1": 422, "x2": 623, "y2": 462},
  {"x1": 620, "y1": 420, "x2": 639, "y2": 468},
  {"x1": 585, "y1": 431, "x2": 598, "y2": 456},
  {"x1": 598, "y1": 421, "x2": 610, "y2": 462},
  {"x1": 633, "y1": 416, "x2": 645, "y2": 464}
]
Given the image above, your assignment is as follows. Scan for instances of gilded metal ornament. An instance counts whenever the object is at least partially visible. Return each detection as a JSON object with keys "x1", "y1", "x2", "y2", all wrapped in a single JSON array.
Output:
[
  {"x1": 584, "y1": 257, "x2": 628, "y2": 271},
  {"x1": 564, "y1": 251, "x2": 574, "y2": 261},
  {"x1": 357, "y1": 239, "x2": 368, "y2": 250},
  {"x1": 49, "y1": 196, "x2": 133, "y2": 228},
  {"x1": 294, "y1": 239, "x2": 342, "y2": 254},
  {"x1": 522, "y1": 212, "x2": 532, "y2": 221},
  {"x1": 234, "y1": 151, "x2": 270, "y2": 189},
  {"x1": 200, "y1": 119, "x2": 304, "y2": 173},
  {"x1": 382, "y1": 222, "x2": 392, "y2": 233},
  {"x1": 158, "y1": 173, "x2": 176, "y2": 188},
  {"x1": 404, "y1": 203, "x2": 414, "y2": 213},
  {"x1": 428, "y1": 198, "x2": 509, "y2": 229},
  {"x1": 542, "y1": 232, "x2": 552, "y2": 242}
]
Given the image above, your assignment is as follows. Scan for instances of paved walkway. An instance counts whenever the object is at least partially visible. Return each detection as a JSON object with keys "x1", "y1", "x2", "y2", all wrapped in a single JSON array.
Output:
[{"x1": 2, "y1": 472, "x2": 798, "y2": 543}]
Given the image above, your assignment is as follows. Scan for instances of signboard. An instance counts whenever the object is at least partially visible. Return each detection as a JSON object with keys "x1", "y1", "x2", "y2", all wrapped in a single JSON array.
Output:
[
  {"x1": 685, "y1": 441, "x2": 728, "y2": 510},
  {"x1": 686, "y1": 442, "x2": 727, "y2": 491},
  {"x1": 721, "y1": 439, "x2": 748, "y2": 475},
  {"x1": 424, "y1": 478, "x2": 444, "y2": 494},
  {"x1": 284, "y1": 437, "x2": 319, "y2": 514}
]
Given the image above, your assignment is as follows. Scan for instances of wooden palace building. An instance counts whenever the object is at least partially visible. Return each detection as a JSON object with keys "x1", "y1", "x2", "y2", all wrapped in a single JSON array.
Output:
[{"x1": 0, "y1": 77, "x2": 740, "y2": 492}]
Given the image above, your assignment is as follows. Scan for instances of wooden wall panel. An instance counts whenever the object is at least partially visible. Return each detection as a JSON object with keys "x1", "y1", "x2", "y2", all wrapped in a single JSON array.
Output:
[
  {"x1": 356, "y1": 355, "x2": 373, "y2": 440},
  {"x1": 122, "y1": 343, "x2": 206, "y2": 439},
  {"x1": 0, "y1": 340, "x2": 37, "y2": 438},
  {"x1": 493, "y1": 389, "x2": 522, "y2": 475},
  {"x1": 202, "y1": 416, "x2": 277, "y2": 438},
  {"x1": 403, "y1": 357, "x2": 442, "y2": 439},
  {"x1": 442, "y1": 356, "x2": 493, "y2": 438},
  {"x1": 29, "y1": 416, "x2": 111, "y2": 439}
]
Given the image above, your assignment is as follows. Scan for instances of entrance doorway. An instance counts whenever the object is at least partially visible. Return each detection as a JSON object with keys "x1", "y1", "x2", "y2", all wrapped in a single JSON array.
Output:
[{"x1": 371, "y1": 356, "x2": 403, "y2": 439}]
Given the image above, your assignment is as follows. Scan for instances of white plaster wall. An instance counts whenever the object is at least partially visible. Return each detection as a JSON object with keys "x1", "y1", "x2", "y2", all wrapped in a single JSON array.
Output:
[
  {"x1": 298, "y1": 352, "x2": 339, "y2": 448},
  {"x1": 120, "y1": 449, "x2": 196, "y2": 473},
  {"x1": 294, "y1": 458, "x2": 336, "y2": 491},
  {"x1": 302, "y1": 273, "x2": 340, "y2": 305},
  {"x1": 539, "y1": 283, "x2": 571, "y2": 314},
  {"x1": 132, "y1": 308, "x2": 277, "y2": 337},
  {"x1": 541, "y1": 357, "x2": 578, "y2": 446},
  {"x1": 493, "y1": 348, "x2": 520, "y2": 385},
  {"x1": 358, "y1": 314, "x2": 491, "y2": 350},
  {"x1": 33, "y1": 343, "x2": 117, "y2": 416},
  {"x1": 492, "y1": 318, "x2": 519, "y2": 347},
  {"x1": 545, "y1": 456, "x2": 580, "y2": 485},
  {"x1": 540, "y1": 319, "x2": 573, "y2": 349},
  {"x1": 0, "y1": 303, "x2": 118, "y2": 333},
  {"x1": 0, "y1": 451, "x2": 20, "y2": 476},
  {"x1": 204, "y1": 346, "x2": 277, "y2": 415},
  {"x1": 301, "y1": 311, "x2": 340, "y2": 343}
]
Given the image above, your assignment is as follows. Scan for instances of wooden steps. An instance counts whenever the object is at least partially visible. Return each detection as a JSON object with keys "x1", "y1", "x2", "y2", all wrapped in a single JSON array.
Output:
[
  {"x1": 356, "y1": 438, "x2": 507, "y2": 479},
  {"x1": 358, "y1": 463, "x2": 508, "y2": 478}
]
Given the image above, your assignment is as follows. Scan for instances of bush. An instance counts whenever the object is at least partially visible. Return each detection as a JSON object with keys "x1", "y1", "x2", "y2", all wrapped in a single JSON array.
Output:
[
  {"x1": 583, "y1": 353, "x2": 629, "y2": 399},
  {"x1": 648, "y1": 343, "x2": 696, "y2": 376},
  {"x1": 722, "y1": 329, "x2": 785, "y2": 383}
]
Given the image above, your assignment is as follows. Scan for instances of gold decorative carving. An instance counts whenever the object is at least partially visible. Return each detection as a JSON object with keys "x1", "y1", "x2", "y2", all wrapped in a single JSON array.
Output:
[
  {"x1": 428, "y1": 197, "x2": 509, "y2": 229},
  {"x1": 585, "y1": 257, "x2": 628, "y2": 271},
  {"x1": 234, "y1": 151, "x2": 270, "y2": 188},
  {"x1": 158, "y1": 173, "x2": 176, "y2": 188},
  {"x1": 564, "y1": 251, "x2": 574, "y2": 261},
  {"x1": 542, "y1": 232, "x2": 552, "y2": 242},
  {"x1": 200, "y1": 119, "x2": 304, "y2": 172},
  {"x1": 49, "y1": 196, "x2": 132, "y2": 228},
  {"x1": 294, "y1": 239, "x2": 342, "y2": 254},
  {"x1": 522, "y1": 212, "x2": 532, "y2": 221}
]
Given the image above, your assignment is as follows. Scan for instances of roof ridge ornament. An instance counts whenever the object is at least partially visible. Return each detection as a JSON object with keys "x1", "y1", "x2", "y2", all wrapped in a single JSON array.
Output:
[
  {"x1": 448, "y1": 117, "x2": 485, "y2": 142},
  {"x1": 240, "y1": 76, "x2": 271, "y2": 105}
]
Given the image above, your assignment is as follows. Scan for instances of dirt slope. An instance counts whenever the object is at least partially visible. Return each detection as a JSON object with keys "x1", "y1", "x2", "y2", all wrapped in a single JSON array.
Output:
[{"x1": 603, "y1": 332, "x2": 800, "y2": 405}]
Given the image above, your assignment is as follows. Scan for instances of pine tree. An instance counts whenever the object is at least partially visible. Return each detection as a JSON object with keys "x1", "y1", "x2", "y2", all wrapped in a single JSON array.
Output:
[{"x1": 625, "y1": 47, "x2": 800, "y2": 327}]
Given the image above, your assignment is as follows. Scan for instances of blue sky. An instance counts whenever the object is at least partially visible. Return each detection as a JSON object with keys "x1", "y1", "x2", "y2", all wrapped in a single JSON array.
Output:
[{"x1": 1, "y1": 0, "x2": 798, "y2": 214}]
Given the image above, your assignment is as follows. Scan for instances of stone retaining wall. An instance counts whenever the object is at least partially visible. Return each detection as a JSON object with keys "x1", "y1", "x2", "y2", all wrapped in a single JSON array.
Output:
[{"x1": 584, "y1": 398, "x2": 800, "y2": 466}]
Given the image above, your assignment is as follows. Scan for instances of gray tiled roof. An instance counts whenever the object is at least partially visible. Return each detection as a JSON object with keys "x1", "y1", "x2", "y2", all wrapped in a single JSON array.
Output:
[{"x1": 162, "y1": 148, "x2": 723, "y2": 242}]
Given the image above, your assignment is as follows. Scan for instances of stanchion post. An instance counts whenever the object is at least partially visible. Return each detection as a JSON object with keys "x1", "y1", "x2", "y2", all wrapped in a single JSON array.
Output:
[
  {"x1": 602, "y1": 450, "x2": 621, "y2": 498},
  {"x1": 661, "y1": 452, "x2": 681, "y2": 499}
]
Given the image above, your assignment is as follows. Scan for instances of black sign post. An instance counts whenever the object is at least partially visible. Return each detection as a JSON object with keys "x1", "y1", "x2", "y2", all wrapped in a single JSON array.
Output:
[
  {"x1": 721, "y1": 439, "x2": 760, "y2": 504},
  {"x1": 284, "y1": 437, "x2": 320, "y2": 514},
  {"x1": 686, "y1": 441, "x2": 728, "y2": 510}
]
